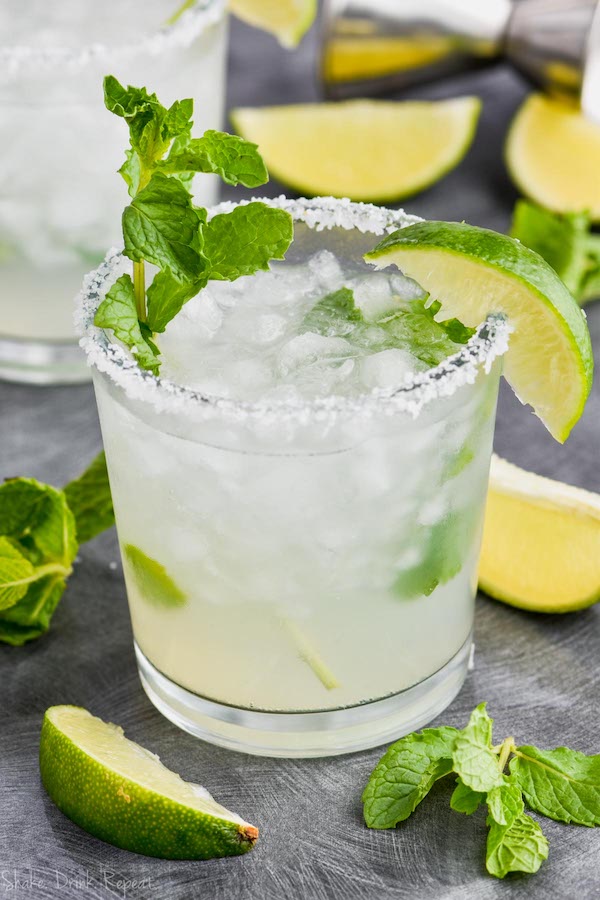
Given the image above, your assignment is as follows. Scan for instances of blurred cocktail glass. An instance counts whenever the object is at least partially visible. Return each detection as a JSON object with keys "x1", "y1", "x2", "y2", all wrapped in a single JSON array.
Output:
[{"x1": 0, "y1": 0, "x2": 226, "y2": 383}]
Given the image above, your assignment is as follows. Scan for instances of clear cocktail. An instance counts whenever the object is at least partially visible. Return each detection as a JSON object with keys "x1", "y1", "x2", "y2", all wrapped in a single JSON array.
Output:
[
  {"x1": 0, "y1": 0, "x2": 226, "y2": 383},
  {"x1": 80, "y1": 197, "x2": 509, "y2": 756}
]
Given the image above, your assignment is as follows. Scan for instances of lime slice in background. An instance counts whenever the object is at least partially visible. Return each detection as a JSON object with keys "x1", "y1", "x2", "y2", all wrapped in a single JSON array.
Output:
[
  {"x1": 506, "y1": 94, "x2": 600, "y2": 221},
  {"x1": 480, "y1": 455, "x2": 600, "y2": 612},
  {"x1": 40, "y1": 706, "x2": 258, "y2": 859},
  {"x1": 365, "y1": 221, "x2": 593, "y2": 442},
  {"x1": 229, "y1": 0, "x2": 316, "y2": 47},
  {"x1": 231, "y1": 98, "x2": 481, "y2": 202}
]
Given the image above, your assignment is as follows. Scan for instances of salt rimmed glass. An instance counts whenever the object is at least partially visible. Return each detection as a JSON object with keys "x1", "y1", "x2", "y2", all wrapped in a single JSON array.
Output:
[
  {"x1": 78, "y1": 196, "x2": 510, "y2": 757},
  {"x1": 0, "y1": 0, "x2": 227, "y2": 385}
]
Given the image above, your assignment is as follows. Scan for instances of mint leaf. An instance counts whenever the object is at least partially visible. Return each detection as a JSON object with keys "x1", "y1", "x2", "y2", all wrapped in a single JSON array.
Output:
[
  {"x1": 146, "y1": 269, "x2": 202, "y2": 334},
  {"x1": 487, "y1": 779, "x2": 524, "y2": 827},
  {"x1": 0, "y1": 538, "x2": 35, "y2": 611},
  {"x1": 303, "y1": 287, "x2": 364, "y2": 337},
  {"x1": 104, "y1": 76, "x2": 159, "y2": 120},
  {"x1": 122, "y1": 544, "x2": 186, "y2": 608},
  {"x1": 64, "y1": 452, "x2": 115, "y2": 544},
  {"x1": 450, "y1": 778, "x2": 485, "y2": 815},
  {"x1": 510, "y1": 745, "x2": 600, "y2": 827},
  {"x1": 122, "y1": 172, "x2": 206, "y2": 282},
  {"x1": 203, "y1": 203, "x2": 293, "y2": 282},
  {"x1": 162, "y1": 98, "x2": 194, "y2": 142},
  {"x1": 0, "y1": 479, "x2": 77, "y2": 646},
  {"x1": 161, "y1": 131, "x2": 269, "y2": 188},
  {"x1": 362, "y1": 727, "x2": 459, "y2": 828},
  {"x1": 452, "y1": 704, "x2": 504, "y2": 794},
  {"x1": 510, "y1": 200, "x2": 600, "y2": 303},
  {"x1": 94, "y1": 275, "x2": 160, "y2": 374},
  {"x1": 486, "y1": 812, "x2": 549, "y2": 878}
]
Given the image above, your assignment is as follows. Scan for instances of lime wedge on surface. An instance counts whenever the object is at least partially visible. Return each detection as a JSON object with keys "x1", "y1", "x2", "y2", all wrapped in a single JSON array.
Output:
[
  {"x1": 230, "y1": 98, "x2": 480, "y2": 202},
  {"x1": 479, "y1": 455, "x2": 600, "y2": 612},
  {"x1": 365, "y1": 221, "x2": 593, "y2": 442},
  {"x1": 229, "y1": 0, "x2": 316, "y2": 47},
  {"x1": 506, "y1": 94, "x2": 600, "y2": 221},
  {"x1": 40, "y1": 706, "x2": 258, "y2": 859}
]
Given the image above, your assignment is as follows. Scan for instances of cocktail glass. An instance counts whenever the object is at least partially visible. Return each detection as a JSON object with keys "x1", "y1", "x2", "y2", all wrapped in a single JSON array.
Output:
[
  {"x1": 78, "y1": 197, "x2": 510, "y2": 757},
  {"x1": 0, "y1": 0, "x2": 227, "y2": 385}
]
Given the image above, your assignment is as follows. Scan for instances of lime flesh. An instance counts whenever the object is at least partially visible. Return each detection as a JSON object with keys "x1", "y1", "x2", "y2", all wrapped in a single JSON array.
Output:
[
  {"x1": 365, "y1": 221, "x2": 593, "y2": 442},
  {"x1": 229, "y1": 0, "x2": 316, "y2": 47},
  {"x1": 231, "y1": 98, "x2": 480, "y2": 203},
  {"x1": 480, "y1": 455, "x2": 600, "y2": 612},
  {"x1": 40, "y1": 706, "x2": 258, "y2": 859},
  {"x1": 506, "y1": 94, "x2": 600, "y2": 221}
]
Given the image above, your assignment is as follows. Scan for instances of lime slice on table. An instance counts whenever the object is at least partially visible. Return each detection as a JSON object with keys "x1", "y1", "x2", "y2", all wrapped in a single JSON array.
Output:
[
  {"x1": 364, "y1": 221, "x2": 593, "y2": 442},
  {"x1": 229, "y1": 0, "x2": 316, "y2": 47},
  {"x1": 506, "y1": 94, "x2": 600, "y2": 221},
  {"x1": 480, "y1": 455, "x2": 600, "y2": 612},
  {"x1": 231, "y1": 98, "x2": 480, "y2": 203},
  {"x1": 40, "y1": 706, "x2": 258, "y2": 859}
]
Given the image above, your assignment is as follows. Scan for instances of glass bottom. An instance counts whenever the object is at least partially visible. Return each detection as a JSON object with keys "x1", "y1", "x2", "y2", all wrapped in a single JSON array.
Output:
[
  {"x1": 135, "y1": 634, "x2": 473, "y2": 758},
  {"x1": 0, "y1": 335, "x2": 90, "y2": 385}
]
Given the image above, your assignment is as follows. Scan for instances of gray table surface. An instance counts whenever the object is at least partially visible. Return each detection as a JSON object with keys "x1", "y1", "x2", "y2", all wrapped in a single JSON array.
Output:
[{"x1": 2, "y1": 16, "x2": 600, "y2": 900}]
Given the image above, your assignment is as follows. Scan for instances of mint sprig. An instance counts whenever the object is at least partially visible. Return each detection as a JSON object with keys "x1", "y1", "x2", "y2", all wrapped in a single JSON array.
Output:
[
  {"x1": 363, "y1": 703, "x2": 600, "y2": 879},
  {"x1": 510, "y1": 200, "x2": 600, "y2": 304},
  {"x1": 0, "y1": 453, "x2": 115, "y2": 645},
  {"x1": 95, "y1": 77, "x2": 293, "y2": 373}
]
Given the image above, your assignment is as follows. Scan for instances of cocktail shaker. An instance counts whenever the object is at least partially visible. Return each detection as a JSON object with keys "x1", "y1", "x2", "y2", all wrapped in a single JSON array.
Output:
[{"x1": 320, "y1": 0, "x2": 600, "y2": 123}]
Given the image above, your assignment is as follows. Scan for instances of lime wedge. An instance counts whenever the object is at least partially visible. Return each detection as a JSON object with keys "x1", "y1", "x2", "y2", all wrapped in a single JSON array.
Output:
[
  {"x1": 365, "y1": 221, "x2": 593, "y2": 442},
  {"x1": 40, "y1": 706, "x2": 258, "y2": 859},
  {"x1": 229, "y1": 0, "x2": 316, "y2": 47},
  {"x1": 506, "y1": 94, "x2": 600, "y2": 221},
  {"x1": 231, "y1": 98, "x2": 480, "y2": 203},
  {"x1": 480, "y1": 455, "x2": 600, "y2": 612}
]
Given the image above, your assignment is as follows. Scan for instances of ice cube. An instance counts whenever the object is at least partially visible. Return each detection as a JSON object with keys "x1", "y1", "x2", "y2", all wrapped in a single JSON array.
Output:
[
  {"x1": 278, "y1": 332, "x2": 354, "y2": 374},
  {"x1": 391, "y1": 273, "x2": 427, "y2": 301},
  {"x1": 308, "y1": 250, "x2": 345, "y2": 292},
  {"x1": 352, "y1": 274, "x2": 396, "y2": 322},
  {"x1": 360, "y1": 348, "x2": 419, "y2": 390}
]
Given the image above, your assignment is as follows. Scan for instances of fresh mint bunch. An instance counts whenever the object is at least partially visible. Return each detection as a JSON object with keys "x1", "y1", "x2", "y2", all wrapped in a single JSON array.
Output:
[
  {"x1": 510, "y1": 200, "x2": 600, "y2": 304},
  {"x1": 95, "y1": 76, "x2": 294, "y2": 373},
  {"x1": 363, "y1": 703, "x2": 600, "y2": 879},
  {"x1": 0, "y1": 453, "x2": 114, "y2": 645}
]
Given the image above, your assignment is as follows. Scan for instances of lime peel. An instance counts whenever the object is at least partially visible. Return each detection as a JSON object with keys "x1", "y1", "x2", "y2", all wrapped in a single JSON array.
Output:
[
  {"x1": 40, "y1": 705, "x2": 258, "y2": 859},
  {"x1": 365, "y1": 221, "x2": 593, "y2": 442}
]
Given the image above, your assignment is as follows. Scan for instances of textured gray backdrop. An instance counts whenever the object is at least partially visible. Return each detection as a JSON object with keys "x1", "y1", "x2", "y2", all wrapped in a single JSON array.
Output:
[{"x1": 2, "y1": 13, "x2": 600, "y2": 900}]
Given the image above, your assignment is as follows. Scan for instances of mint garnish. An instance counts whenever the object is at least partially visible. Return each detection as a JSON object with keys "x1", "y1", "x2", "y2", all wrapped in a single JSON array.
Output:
[
  {"x1": 510, "y1": 200, "x2": 600, "y2": 304},
  {"x1": 95, "y1": 77, "x2": 293, "y2": 373},
  {"x1": 0, "y1": 454, "x2": 115, "y2": 645},
  {"x1": 363, "y1": 703, "x2": 600, "y2": 878},
  {"x1": 122, "y1": 544, "x2": 186, "y2": 608}
]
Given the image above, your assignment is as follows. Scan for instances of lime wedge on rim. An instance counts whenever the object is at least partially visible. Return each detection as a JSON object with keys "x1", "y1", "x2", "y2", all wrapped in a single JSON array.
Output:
[
  {"x1": 230, "y1": 98, "x2": 480, "y2": 203},
  {"x1": 506, "y1": 94, "x2": 600, "y2": 221},
  {"x1": 40, "y1": 705, "x2": 258, "y2": 859},
  {"x1": 365, "y1": 221, "x2": 593, "y2": 442},
  {"x1": 229, "y1": 0, "x2": 316, "y2": 47},
  {"x1": 480, "y1": 455, "x2": 600, "y2": 612}
]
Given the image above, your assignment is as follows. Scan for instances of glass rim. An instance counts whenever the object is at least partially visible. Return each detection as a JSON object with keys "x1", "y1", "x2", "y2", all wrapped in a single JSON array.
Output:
[
  {"x1": 77, "y1": 195, "x2": 511, "y2": 425},
  {"x1": 0, "y1": 0, "x2": 225, "y2": 78}
]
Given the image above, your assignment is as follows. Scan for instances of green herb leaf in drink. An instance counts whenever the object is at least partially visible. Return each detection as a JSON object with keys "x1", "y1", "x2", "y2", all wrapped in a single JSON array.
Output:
[
  {"x1": 363, "y1": 704, "x2": 600, "y2": 879},
  {"x1": 95, "y1": 77, "x2": 294, "y2": 374},
  {"x1": 122, "y1": 544, "x2": 186, "y2": 608}
]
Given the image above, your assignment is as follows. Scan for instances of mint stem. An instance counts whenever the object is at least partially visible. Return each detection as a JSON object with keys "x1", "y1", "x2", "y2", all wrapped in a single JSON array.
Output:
[
  {"x1": 133, "y1": 261, "x2": 146, "y2": 321},
  {"x1": 281, "y1": 618, "x2": 340, "y2": 691},
  {"x1": 498, "y1": 736, "x2": 516, "y2": 773},
  {"x1": 165, "y1": 0, "x2": 195, "y2": 26}
]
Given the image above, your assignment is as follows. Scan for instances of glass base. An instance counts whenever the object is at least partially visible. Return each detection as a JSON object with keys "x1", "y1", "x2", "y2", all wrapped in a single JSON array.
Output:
[
  {"x1": 0, "y1": 335, "x2": 90, "y2": 385},
  {"x1": 135, "y1": 635, "x2": 472, "y2": 758}
]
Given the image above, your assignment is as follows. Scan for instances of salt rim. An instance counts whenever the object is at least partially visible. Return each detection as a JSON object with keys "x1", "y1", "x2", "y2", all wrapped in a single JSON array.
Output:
[
  {"x1": 76, "y1": 196, "x2": 511, "y2": 425},
  {"x1": 0, "y1": 0, "x2": 225, "y2": 82}
]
